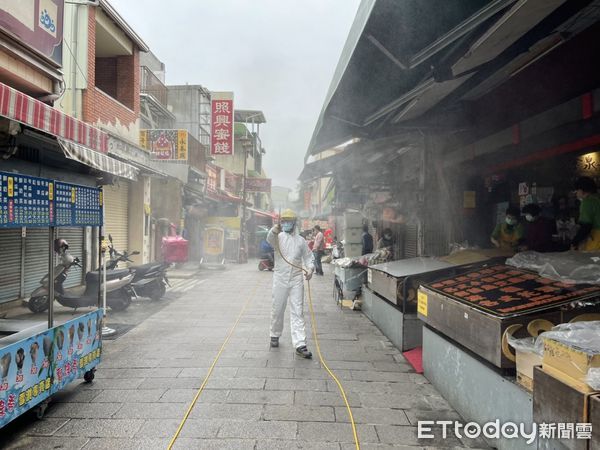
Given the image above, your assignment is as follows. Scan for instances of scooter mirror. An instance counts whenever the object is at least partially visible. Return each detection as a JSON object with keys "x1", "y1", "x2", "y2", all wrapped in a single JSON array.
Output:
[{"x1": 108, "y1": 234, "x2": 113, "y2": 243}]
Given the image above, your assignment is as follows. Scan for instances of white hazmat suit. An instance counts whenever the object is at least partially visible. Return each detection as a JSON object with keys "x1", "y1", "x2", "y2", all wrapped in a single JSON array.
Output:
[{"x1": 267, "y1": 225, "x2": 314, "y2": 349}]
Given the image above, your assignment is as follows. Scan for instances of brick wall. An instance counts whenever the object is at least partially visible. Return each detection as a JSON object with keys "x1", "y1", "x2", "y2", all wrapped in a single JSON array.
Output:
[
  {"x1": 82, "y1": 7, "x2": 140, "y2": 132},
  {"x1": 94, "y1": 57, "x2": 117, "y2": 98}
]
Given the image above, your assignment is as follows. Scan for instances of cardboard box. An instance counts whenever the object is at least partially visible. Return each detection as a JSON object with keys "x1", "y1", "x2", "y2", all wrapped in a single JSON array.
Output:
[
  {"x1": 533, "y1": 366, "x2": 592, "y2": 450},
  {"x1": 343, "y1": 212, "x2": 363, "y2": 228},
  {"x1": 543, "y1": 338, "x2": 600, "y2": 393},
  {"x1": 343, "y1": 227, "x2": 363, "y2": 243},
  {"x1": 516, "y1": 349, "x2": 542, "y2": 392}
]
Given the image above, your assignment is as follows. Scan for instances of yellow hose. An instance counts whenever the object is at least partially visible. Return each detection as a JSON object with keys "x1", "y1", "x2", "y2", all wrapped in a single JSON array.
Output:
[
  {"x1": 167, "y1": 284, "x2": 258, "y2": 449},
  {"x1": 276, "y1": 241, "x2": 361, "y2": 450}
]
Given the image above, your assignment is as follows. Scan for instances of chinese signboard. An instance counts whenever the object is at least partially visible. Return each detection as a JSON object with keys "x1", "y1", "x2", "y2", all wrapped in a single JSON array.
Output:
[
  {"x1": 0, "y1": 310, "x2": 102, "y2": 427},
  {"x1": 0, "y1": 0, "x2": 64, "y2": 66},
  {"x1": 139, "y1": 129, "x2": 188, "y2": 161},
  {"x1": 245, "y1": 177, "x2": 271, "y2": 193},
  {"x1": 206, "y1": 165, "x2": 219, "y2": 193},
  {"x1": 0, "y1": 171, "x2": 103, "y2": 228},
  {"x1": 205, "y1": 216, "x2": 241, "y2": 240},
  {"x1": 210, "y1": 92, "x2": 234, "y2": 156},
  {"x1": 224, "y1": 172, "x2": 241, "y2": 194},
  {"x1": 204, "y1": 227, "x2": 225, "y2": 256}
]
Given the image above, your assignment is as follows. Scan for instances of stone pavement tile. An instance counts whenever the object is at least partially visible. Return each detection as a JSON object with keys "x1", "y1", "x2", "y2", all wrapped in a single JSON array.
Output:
[
  {"x1": 91, "y1": 389, "x2": 165, "y2": 403},
  {"x1": 295, "y1": 391, "x2": 361, "y2": 407},
  {"x1": 205, "y1": 377, "x2": 266, "y2": 390},
  {"x1": 340, "y1": 444, "x2": 424, "y2": 450},
  {"x1": 350, "y1": 370, "x2": 418, "y2": 382},
  {"x1": 179, "y1": 367, "x2": 238, "y2": 378},
  {"x1": 4, "y1": 436, "x2": 89, "y2": 450},
  {"x1": 294, "y1": 368, "x2": 352, "y2": 380},
  {"x1": 46, "y1": 402, "x2": 123, "y2": 419},
  {"x1": 238, "y1": 367, "x2": 294, "y2": 378},
  {"x1": 322, "y1": 360, "x2": 374, "y2": 371},
  {"x1": 297, "y1": 422, "x2": 379, "y2": 443},
  {"x1": 211, "y1": 357, "x2": 268, "y2": 368},
  {"x1": 51, "y1": 386, "x2": 101, "y2": 403},
  {"x1": 371, "y1": 361, "x2": 415, "y2": 372},
  {"x1": 95, "y1": 367, "x2": 182, "y2": 379},
  {"x1": 153, "y1": 358, "x2": 217, "y2": 368},
  {"x1": 217, "y1": 420, "x2": 297, "y2": 439},
  {"x1": 375, "y1": 425, "x2": 463, "y2": 447},
  {"x1": 79, "y1": 378, "x2": 144, "y2": 390},
  {"x1": 358, "y1": 392, "x2": 432, "y2": 410},
  {"x1": 81, "y1": 438, "x2": 170, "y2": 450},
  {"x1": 188, "y1": 403, "x2": 263, "y2": 420},
  {"x1": 7, "y1": 418, "x2": 69, "y2": 436},
  {"x1": 327, "y1": 380, "x2": 413, "y2": 394},
  {"x1": 263, "y1": 404, "x2": 335, "y2": 422},
  {"x1": 314, "y1": 333, "x2": 358, "y2": 341},
  {"x1": 134, "y1": 418, "x2": 223, "y2": 438},
  {"x1": 158, "y1": 388, "x2": 229, "y2": 403},
  {"x1": 265, "y1": 378, "x2": 327, "y2": 391},
  {"x1": 172, "y1": 438, "x2": 256, "y2": 450},
  {"x1": 423, "y1": 395, "x2": 455, "y2": 411},
  {"x1": 112, "y1": 402, "x2": 189, "y2": 419},
  {"x1": 53, "y1": 419, "x2": 145, "y2": 438},
  {"x1": 334, "y1": 407, "x2": 410, "y2": 425},
  {"x1": 404, "y1": 409, "x2": 463, "y2": 426},
  {"x1": 266, "y1": 357, "x2": 322, "y2": 369},
  {"x1": 227, "y1": 389, "x2": 294, "y2": 404},
  {"x1": 256, "y1": 440, "x2": 341, "y2": 450},
  {"x1": 96, "y1": 358, "x2": 161, "y2": 369}
]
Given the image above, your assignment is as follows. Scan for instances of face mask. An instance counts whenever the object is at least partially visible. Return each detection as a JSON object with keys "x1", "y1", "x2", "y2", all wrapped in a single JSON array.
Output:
[
  {"x1": 525, "y1": 214, "x2": 534, "y2": 222},
  {"x1": 282, "y1": 222, "x2": 295, "y2": 233},
  {"x1": 505, "y1": 217, "x2": 516, "y2": 226}
]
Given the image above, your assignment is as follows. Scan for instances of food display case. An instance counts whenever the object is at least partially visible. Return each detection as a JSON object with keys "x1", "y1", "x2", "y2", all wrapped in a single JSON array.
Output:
[{"x1": 418, "y1": 264, "x2": 600, "y2": 369}]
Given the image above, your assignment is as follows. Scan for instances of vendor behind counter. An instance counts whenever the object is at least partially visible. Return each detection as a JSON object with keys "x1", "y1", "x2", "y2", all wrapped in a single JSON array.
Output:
[
  {"x1": 491, "y1": 205, "x2": 524, "y2": 252},
  {"x1": 572, "y1": 176, "x2": 600, "y2": 251}
]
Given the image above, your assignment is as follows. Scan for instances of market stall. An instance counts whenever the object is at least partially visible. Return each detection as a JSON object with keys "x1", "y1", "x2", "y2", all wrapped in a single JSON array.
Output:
[
  {"x1": 0, "y1": 171, "x2": 103, "y2": 427},
  {"x1": 417, "y1": 253, "x2": 600, "y2": 449}
]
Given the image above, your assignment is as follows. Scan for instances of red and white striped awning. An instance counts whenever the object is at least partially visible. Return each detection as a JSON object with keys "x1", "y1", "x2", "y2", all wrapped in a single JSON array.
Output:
[
  {"x1": 0, "y1": 81, "x2": 108, "y2": 153},
  {"x1": 59, "y1": 139, "x2": 138, "y2": 181}
]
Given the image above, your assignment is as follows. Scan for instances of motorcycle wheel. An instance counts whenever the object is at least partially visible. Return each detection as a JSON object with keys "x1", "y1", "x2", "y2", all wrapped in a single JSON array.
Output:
[
  {"x1": 150, "y1": 282, "x2": 167, "y2": 301},
  {"x1": 258, "y1": 261, "x2": 265, "y2": 271},
  {"x1": 28, "y1": 296, "x2": 49, "y2": 313},
  {"x1": 108, "y1": 290, "x2": 131, "y2": 311}
]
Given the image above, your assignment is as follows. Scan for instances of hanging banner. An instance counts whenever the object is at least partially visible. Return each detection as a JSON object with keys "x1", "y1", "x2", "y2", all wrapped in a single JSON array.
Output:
[
  {"x1": 139, "y1": 129, "x2": 188, "y2": 161},
  {"x1": 245, "y1": 177, "x2": 271, "y2": 193},
  {"x1": 210, "y1": 92, "x2": 234, "y2": 156}
]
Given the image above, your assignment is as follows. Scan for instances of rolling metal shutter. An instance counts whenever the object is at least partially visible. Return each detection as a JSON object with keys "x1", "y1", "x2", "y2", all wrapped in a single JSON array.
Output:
[
  {"x1": 23, "y1": 228, "x2": 51, "y2": 298},
  {"x1": 0, "y1": 229, "x2": 22, "y2": 303},
  {"x1": 103, "y1": 182, "x2": 129, "y2": 253},
  {"x1": 404, "y1": 223, "x2": 419, "y2": 258}
]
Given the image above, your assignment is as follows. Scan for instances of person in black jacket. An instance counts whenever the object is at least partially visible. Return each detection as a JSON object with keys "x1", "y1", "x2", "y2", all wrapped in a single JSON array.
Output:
[{"x1": 361, "y1": 225, "x2": 373, "y2": 255}]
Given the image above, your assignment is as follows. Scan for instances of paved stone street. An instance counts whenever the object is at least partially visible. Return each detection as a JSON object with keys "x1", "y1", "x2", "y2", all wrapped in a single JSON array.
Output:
[{"x1": 1, "y1": 262, "x2": 488, "y2": 449}]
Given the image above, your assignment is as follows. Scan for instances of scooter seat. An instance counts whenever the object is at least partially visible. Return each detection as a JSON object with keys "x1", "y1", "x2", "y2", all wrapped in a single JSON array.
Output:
[
  {"x1": 130, "y1": 263, "x2": 163, "y2": 276},
  {"x1": 86, "y1": 268, "x2": 131, "y2": 283}
]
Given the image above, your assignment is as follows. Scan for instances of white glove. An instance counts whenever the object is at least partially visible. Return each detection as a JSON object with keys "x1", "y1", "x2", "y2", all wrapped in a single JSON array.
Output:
[{"x1": 305, "y1": 269, "x2": 313, "y2": 281}]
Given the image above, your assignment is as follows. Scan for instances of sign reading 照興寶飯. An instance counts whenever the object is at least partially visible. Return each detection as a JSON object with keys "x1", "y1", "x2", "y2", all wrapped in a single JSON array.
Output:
[{"x1": 210, "y1": 92, "x2": 234, "y2": 156}]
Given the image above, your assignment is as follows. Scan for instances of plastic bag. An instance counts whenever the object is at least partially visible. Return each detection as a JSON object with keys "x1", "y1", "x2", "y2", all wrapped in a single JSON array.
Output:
[
  {"x1": 507, "y1": 334, "x2": 541, "y2": 355},
  {"x1": 587, "y1": 368, "x2": 600, "y2": 390},
  {"x1": 535, "y1": 321, "x2": 600, "y2": 355},
  {"x1": 506, "y1": 251, "x2": 600, "y2": 285}
]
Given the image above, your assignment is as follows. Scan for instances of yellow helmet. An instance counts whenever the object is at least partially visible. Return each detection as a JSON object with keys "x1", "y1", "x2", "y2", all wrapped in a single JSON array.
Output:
[{"x1": 281, "y1": 208, "x2": 297, "y2": 220}]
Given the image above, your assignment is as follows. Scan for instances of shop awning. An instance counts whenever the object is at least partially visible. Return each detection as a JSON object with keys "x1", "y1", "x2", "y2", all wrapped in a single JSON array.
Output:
[
  {"x1": 206, "y1": 190, "x2": 244, "y2": 204},
  {"x1": 0, "y1": 81, "x2": 108, "y2": 153},
  {"x1": 59, "y1": 139, "x2": 138, "y2": 181}
]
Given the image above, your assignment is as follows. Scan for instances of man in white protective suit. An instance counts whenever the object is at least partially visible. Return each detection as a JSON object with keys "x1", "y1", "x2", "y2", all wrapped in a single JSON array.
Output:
[{"x1": 267, "y1": 208, "x2": 314, "y2": 358}]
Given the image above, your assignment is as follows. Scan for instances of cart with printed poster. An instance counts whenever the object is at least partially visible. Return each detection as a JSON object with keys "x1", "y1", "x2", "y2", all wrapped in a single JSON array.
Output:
[{"x1": 0, "y1": 171, "x2": 104, "y2": 428}]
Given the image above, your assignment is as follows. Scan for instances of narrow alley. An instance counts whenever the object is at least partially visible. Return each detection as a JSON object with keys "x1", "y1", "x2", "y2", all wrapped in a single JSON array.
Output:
[{"x1": 1, "y1": 264, "x2": 482, "y2": 450}]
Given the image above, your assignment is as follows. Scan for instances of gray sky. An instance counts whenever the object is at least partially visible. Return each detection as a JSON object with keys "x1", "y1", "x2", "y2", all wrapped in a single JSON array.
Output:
[{"x1": 110, "y1": 0, "x2": 361, "y2": 188}]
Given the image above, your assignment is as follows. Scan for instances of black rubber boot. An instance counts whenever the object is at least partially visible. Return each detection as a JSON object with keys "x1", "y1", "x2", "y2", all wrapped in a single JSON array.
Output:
[
  {"x1": 295, "y1": 345, "x2": 312, "y2": 359},
  {"x1": 270, "y1": 337, "x2": 279, "y2": 348}
]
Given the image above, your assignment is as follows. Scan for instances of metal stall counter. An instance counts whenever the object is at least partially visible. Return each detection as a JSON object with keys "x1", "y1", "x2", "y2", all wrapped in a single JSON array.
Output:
[{"x1": 0, "y1": 171, "x2": 104, "y2": 427}]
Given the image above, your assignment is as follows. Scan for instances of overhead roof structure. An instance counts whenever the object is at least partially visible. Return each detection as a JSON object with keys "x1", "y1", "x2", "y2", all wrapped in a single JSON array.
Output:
[
  {"x1": 306, "y1": 0, "x2": 599, "y2": 160},
  {"x1": 235, "y1": 110, "x2": 267, "y2": 124}
]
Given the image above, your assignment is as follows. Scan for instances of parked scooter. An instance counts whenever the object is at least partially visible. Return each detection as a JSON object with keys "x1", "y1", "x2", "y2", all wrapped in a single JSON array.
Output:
[
  {"x1": 258, "y1": 239, "x2": 274, "y2": 271},
  {"x1": 106, "y1": 235, "x2": 170, "y2": 301},
  {"x1": 25, "y1": 239, "x2": 134, "y2": 313}
]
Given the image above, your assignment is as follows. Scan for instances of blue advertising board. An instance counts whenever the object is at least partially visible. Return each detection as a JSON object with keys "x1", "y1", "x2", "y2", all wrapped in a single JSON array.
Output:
[
  {"x1": 0, "y1": 171, "x2": 102, "y2": 228},
  {"x1": 0, "y1": 310, "x2": 102, "y2": 427}
]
